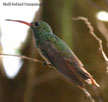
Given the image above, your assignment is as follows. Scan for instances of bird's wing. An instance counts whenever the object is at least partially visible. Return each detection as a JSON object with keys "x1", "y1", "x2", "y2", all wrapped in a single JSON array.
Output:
[
  {"x1": 39, "y1": 36, "x2": 84, "y2": 88},
  {"x1": 44, "y1": 34, "x2": 99, "y2": 87}
]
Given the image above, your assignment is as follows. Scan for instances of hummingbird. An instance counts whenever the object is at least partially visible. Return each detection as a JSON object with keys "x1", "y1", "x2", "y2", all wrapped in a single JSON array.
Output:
[{"x1": 6, "y1": 19, "x2": 100, "y2": 89}]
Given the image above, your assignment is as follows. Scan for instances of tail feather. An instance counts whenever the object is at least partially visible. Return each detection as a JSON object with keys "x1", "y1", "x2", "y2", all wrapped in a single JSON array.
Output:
[
  {"x1": 65, "y1": 60, "x2": 100, "y2": 87},
  {"x1": 85, "y1": 78, "x2": 100, "y2": 87}
]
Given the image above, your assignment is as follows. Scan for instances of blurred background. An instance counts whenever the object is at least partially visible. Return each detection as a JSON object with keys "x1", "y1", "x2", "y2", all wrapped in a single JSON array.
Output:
[{"x1": 0, "y1": 0, "x2": 108, "y2": 102}]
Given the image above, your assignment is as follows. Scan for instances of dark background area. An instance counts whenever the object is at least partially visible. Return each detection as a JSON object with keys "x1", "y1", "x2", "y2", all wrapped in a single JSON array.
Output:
[{"x1": 0, "y1": 0, "x2": 108, "y2": 102}]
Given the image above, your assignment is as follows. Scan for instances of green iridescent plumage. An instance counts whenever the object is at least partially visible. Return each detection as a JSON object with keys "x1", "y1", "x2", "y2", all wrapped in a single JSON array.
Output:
[
  {"x1": 31, "y1": 21, "x2": 99, "y2": 88},
  {"x1": 6, "y1": 19, "x2": 100, "y2": 88}
]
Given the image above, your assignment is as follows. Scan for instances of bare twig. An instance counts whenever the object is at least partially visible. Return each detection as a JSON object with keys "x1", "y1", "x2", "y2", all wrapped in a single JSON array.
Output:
[
  {"x1": 82, "y1": 88, "x2": 95, "y2": 102},
  {"x1": 0, "y1": 53, "x2": 42, "y2": 63},
  {"x1": 97, "y1": 21, "x2": 108, "y2": 47},
  {"x1": 72, "y1": 17, "x2": 106, "y2": 102},
  {"x1": 92, "y1": 86, "x2": 103, "y2": 102},
  {"x1": 0, "y1": 53, "x2": 55, "y2": 69},
  {"x1": 72, "y1": 17, "x2": 108, "y2": 73}
]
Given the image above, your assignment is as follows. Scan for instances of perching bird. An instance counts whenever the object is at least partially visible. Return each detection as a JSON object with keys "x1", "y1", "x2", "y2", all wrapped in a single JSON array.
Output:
[{"x1": 6, "y1": 19, "x2": 100, "y2": 89}]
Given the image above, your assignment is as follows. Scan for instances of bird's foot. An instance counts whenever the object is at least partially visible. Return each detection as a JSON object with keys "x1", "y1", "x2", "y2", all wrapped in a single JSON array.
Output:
[
  {"x1": 43, "y1": 61, "x2": 48, "y2": 66},
  {"x1": 42, "y1": 61, "x2": 53, "y2": 68},
  {"x1": 43, "y1": 61, "x2": 52, "y2": 66}
]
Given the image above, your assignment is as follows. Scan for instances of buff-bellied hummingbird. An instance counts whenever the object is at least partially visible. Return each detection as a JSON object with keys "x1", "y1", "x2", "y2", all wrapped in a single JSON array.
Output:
[{"x1": 6, "y1": 19, "x2": 100, "y2": 89}]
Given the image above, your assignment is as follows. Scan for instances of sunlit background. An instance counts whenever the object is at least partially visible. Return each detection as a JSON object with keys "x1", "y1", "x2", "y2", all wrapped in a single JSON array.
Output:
[
  {"x1": 0, "y1": 0, "x2": 40, "y2": 78},
  {"x1": 96, "y1": 11, "x2": 108, "y2": 21}
]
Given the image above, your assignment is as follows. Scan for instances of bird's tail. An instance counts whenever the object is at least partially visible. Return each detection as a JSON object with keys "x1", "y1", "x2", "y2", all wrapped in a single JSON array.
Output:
[
  {"x1": 74, "y1": 65, "x2": 100, "y2": 87},
  {"x1": 85, "y1": 77, "x2": 100, "y2": 87}
]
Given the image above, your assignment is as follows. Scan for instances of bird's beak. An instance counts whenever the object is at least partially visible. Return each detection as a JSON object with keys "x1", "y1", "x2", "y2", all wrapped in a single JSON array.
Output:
[{"x1": 6, "y1": 19, "x2": 32, "y2": 26}]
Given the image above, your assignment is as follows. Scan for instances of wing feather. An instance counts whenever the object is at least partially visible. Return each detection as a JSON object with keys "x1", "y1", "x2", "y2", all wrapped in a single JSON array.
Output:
[
  {"x1": 39, "y1": 40, "x2": 84, "y2": 88},
  {"x1": 38, "y1": 34, "x2": 100, "y2": 87}
]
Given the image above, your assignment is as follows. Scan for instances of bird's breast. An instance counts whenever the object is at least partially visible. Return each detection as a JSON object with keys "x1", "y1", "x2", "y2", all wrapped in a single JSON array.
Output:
[{"x1": 37, "y1": 47, "x2": 51, "y2": 65}]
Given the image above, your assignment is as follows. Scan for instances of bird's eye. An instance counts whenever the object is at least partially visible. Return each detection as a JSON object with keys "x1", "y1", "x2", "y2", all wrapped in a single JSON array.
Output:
[{"x1": 34, "y1": 22, "x2": 40, "y2": 26}]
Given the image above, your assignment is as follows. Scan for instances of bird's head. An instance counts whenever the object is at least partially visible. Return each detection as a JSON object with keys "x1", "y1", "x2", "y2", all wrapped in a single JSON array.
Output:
[{"x1": 6, "y1": 19, "x2": 53, "y2": 38}]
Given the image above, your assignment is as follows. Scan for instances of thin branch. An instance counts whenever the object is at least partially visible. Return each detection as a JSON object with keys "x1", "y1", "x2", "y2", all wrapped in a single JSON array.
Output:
[
  {"x1": 82, "y1": 88, "x2": 95, "y2": 102},
  {"x1": 92, "y1": 86, "x2": 103, "y2": 102},
  {"x1": 72, "y1": 17, "x2": 105, "y2": 102},
  {"x1": 0, "y1": 53, "x2": 42, "y2": 63},
  {"x1": 72, "y1": 17, "x2": 108, "y2": 73},
  {"x1": 0, "y1": 53, "x2": 54, "y2": 68},
  {"x1": 97, "y1": 21, "x2": 108, "y2": 47}
]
